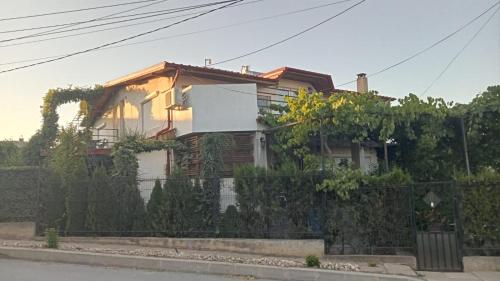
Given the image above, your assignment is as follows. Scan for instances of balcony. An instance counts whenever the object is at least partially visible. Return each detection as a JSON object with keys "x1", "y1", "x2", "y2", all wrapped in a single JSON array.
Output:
[{"x1": 88, "y1": 128, "x2": 119, "y2": 155}]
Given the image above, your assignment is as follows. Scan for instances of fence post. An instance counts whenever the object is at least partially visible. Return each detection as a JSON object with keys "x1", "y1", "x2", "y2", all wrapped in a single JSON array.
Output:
[
  {"x1": 321, "y1": 190, "x2": 328, "y2": 255},
  {"x1": 36, "y1": 166, "x2": 42, "y2": 235},
  {"x1": 409, "y1": 184, "x2": 418, "y2": 257},
  {"x1": 452, "y1": 181, "x2": 465, "y2": 270}
]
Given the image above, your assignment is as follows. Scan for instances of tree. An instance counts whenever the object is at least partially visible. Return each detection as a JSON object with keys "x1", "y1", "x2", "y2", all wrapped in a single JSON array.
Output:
[
  {"x1": 465, "y1": 85, "x2": 500, "y2": 171},
  {"x1": 146, "y1": 179, "x2": 165, "y2": 234},
  {"x1": 392, "y1": 94, "x2": 460, "y2": 180},
  {"x1": 278, "y1": 89, "x2": 394, "y2": 166},
  {"x1": 50, "y1": 126, "x2": 90, "y2": 233},
  {"x1": 85, "y1": 165, "x2": 115, "y2": 233},
  {"x1": 0, "y1": 141, "x2": 23, "y2": 166}
]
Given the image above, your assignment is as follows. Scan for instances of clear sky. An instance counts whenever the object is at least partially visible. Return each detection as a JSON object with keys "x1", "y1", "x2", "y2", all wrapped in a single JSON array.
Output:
[{"x1": 0, "y1": 0, "x2": 499, "y2": 140}]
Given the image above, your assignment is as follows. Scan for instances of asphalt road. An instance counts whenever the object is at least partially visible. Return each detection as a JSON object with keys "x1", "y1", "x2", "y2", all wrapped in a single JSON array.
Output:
[{"x1": 0, "y1": 258, "x2": 273, "y2": 281}]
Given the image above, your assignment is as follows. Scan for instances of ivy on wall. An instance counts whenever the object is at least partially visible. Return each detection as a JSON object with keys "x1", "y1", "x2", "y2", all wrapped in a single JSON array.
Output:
[
  {"x1": 23, "y1": 86, "x2": 104, "y2": 165},
  {"x1": 111, "y1": 133, "x2": 186, "y2": 180}
]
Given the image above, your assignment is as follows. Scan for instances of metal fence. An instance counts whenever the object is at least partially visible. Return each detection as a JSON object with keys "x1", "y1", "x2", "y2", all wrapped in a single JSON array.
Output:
[{"x1": 1, "y1": 172, "x2": 499, "y2": 259}]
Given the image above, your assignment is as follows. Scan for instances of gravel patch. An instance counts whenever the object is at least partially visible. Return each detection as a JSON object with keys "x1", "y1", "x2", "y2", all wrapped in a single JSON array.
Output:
[{"x1": 0, "y1": 239, "x2": 360, "y2": 272}]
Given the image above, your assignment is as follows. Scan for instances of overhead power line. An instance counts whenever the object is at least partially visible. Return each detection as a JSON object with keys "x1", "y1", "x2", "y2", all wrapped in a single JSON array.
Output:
[
  {"x1": 0, "y1": 13, "x2": 197, "y2": 49},
  {"x1": 0, "y1": 0, "x2": 158, "y2": 22},
  {"x1": 208, "y1": 0, "x2": 366, "y2": 66},
  {"x1": 0, "y1": 0, "x2": 243, "y2": 74},
  {"x1": 0, "y1": 0, "x2": 354, "y2": 65},
  {"x1": 0, "y1": 0, "x2": 351, "y2": 49},
  {"x1": 0, "y1": 0, "x2": 240, "y2": 35},
  {"x1": 0, "y1": 0, "x2": 262, "y2": 35},
  {"x1": 0, "y1": 0, "x2": 170, "y2": 43},
  {"x1": 336, "y1": 0, "x2": 500, "y2": 87},
  {"x1": 420, "y1": 5, "x2": 500, "y2": 96}
]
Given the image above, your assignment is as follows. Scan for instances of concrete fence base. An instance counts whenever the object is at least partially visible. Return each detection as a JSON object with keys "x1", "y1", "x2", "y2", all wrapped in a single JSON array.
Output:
[
  {"x1": 0, "y1": 222, "x2": 35, "y2": 240},
  {"x1": 325, "y1": 255, "x2": 417, "y2": 269},
  {"x1": 35, "y1": 236, "x2": 325, "y2": 258},
  {"x1": 463, "y1": 256, "x2": 500, "y2": 272},
  {"x1": 0, "y1": 246, "x2": 421, "y2": 281}
]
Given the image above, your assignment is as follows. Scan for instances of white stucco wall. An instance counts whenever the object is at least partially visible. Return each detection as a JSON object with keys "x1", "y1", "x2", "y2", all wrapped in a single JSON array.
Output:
[
  {"x1": 93, "y1": 76, "x2": 173, "y2": 138},
  {"x1": 174, "y1": 83, "x2": 258, "y2": 137},
  {"x1": 137, "y1": 151, "x2": 168, "y2": 201}
]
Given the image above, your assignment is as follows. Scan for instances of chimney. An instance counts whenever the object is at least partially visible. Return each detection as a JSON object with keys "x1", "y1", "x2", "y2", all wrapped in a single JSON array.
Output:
[
  {"x1": 356, "y1": 73, "x2": 368, "y2": 93},
  {"x1": 204, "y1": 58, "x2": 212, "y2": 67},
  {"x1": 241, "y1": 65, "x2": 250, "y2": 74}
]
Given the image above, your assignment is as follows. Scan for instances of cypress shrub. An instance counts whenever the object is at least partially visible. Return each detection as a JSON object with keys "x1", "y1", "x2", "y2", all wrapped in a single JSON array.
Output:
[{"x1": 220, "y1": 205, "x2": 240, "y2": 238}]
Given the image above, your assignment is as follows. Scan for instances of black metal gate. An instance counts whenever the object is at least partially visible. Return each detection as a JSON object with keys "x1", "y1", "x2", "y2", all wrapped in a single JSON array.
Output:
[{"x1": 412, "y1": 182, "x2": 463, "y2": 272}]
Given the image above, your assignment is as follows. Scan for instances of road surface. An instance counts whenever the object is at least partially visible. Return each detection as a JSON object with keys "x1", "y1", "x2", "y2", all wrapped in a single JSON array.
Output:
[{"x1": 0, "y1": 258, "x2": 273, "y2": 281}]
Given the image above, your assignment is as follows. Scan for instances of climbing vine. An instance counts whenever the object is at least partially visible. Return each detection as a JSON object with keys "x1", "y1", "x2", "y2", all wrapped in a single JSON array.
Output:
[
  {"x1": 23, "y1": 86, "x2": 104, "y2": 165},
  {"x1": 111, "y1": 133, "x2": 186, "y2": 179}
]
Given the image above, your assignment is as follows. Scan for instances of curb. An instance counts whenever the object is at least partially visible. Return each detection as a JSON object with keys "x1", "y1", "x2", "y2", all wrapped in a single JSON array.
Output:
[{"x1": 0, "y1": 247, "x2": 422, "y2": 281}]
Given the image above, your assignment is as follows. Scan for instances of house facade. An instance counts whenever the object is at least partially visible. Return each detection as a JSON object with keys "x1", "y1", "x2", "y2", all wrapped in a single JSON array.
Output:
[{"x1": 90, "y1": 61, "x2": 380, "y2": 182}]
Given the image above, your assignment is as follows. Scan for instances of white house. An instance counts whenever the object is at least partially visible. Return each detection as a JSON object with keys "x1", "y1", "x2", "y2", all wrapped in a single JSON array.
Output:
[{"x1": 89, "y1": 61, "x2": 382, "y2": 184}]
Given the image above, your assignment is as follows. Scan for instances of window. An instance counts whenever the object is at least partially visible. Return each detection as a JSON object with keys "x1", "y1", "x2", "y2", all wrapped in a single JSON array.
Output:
[
  {"x1": 257, "y1": 95, "x2": 271, "y2": 112},
  {"x1": 276, "y1": 87, "x2": 298, "y2": 98}
]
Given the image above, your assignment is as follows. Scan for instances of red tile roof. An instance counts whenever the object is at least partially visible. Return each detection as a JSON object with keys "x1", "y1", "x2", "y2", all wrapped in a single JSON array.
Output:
[
  {"x1": 260, "y1": 66, "x2": 335, "y2": 92},
  {"x1": 104, "y1": 61, "x2": 276, "y2": 88}
]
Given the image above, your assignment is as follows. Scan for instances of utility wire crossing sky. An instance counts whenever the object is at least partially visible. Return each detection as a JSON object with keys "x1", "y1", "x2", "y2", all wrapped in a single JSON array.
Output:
[{"x1": 0, "y1": 0, "x2": 498, "y2": 140}]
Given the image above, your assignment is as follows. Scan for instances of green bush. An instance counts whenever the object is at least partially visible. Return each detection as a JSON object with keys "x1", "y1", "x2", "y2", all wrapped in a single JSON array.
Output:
[
  {"x1": 220, "y1": 205, "x2": 240, "y2": 238},
  {"x1": 305, "y1": 255, "x2": 320, "y2": 267},
  {"x1": 146, "y1": 179, "x2": 165, "y2": 234},
  {"x1": 0, "y1": 167, "x2": 40, "y2": 222},
  {"x1": 363, "y1": 167, "x2": 412, "y2": 186},
  {"x1": 458, "y1": 168, "x2": 500, "y2": 247},
  {"x1": 45, "y1": 228, "x2": 58, "y2": 249}
]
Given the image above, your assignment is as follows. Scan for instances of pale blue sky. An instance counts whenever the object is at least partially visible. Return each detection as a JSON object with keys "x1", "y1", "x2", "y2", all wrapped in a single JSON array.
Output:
[{"x1": 0, "y1": 0, "x2": 499, "y2": 140}]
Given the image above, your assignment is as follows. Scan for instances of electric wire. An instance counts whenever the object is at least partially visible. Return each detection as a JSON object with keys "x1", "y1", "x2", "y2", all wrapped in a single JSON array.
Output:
[
  {"x1": 420, "y1": 5, "x2": 500, "y2": 96},
  {"x1": 0, "y1": 0, "x2": 244, "y2": 74},
  {"x1": 0, "y1": 0, "x2": 247, "y2": 35},
  {"x1": 336, "y1": 0, "x2": 500, "y2": 87},
  {"x1": 208, "y1": 0, "x2": 366, "y2": 66},
  {"x1": 0, "y1": 0, "x2": 171, "y2": 43},
  {"x1": 0, "y1": 0, "x2": 158, "y2": 22},
  {"x1": 0, "y1": 0, "x2": 355, "y2": 66}
]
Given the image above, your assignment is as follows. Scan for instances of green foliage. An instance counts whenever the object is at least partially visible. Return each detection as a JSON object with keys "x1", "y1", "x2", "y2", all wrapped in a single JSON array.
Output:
[
  {"x1": 305, "y1": 255, "x2": 320, "y2": 267},
  {"x1": 316, "y1": 166, "x2": 362, "y2": 200},
  {"x1": 45, "y1": 228, "x2": 59, "y2": 249},
  {"x1": 234, "y1": 164, "x2": 317, "y2": 238},
  {"x1": 392, "y1": 94, "x2": 458, "y2": 181},
  {"x1": 363, "y1": 167, "x2": 412, "y2": 186},
  {"x1": 162, "y1": 170, "x2": 202, "y2": 236},
  {"x1": 264, "y1": 85, "x2": 500, "y2": 181},
  {"x1": 49, "y1": 127, "x2": 90, "y2": 233},
  {"x1": 220, "y1": 205, "x2": 240, "y2": 237},
  {"x1": 23, "y1": 86, "x2": 103, "y2": 165},
  {"x1": 200, "y1": 133, "x2": 228, "y2": 232},
  {"x1": 112, "y1": 176, "x2": 146, "y2": 234},
  {"x1": 111, "y1": 133, "x2": 181, "y2": 179},
  {"x1": 278, "y1": 89, "x2": 393, "y2": 160},
  {"x1": 85, "y1": 165, "x2": 115, "y2": 232},
  {"x1": 234, "y1": 165, "x2": 268, "y2": 237},
  {"x1": 0, "y1": 141, "x2": 23, "y2": 166},
  {"x1": 466, "y1": 86, "x2": 500, "y2": 171},
  {"x1": 458, "y1": 168, "x2": 500, "y2": 248},
  {"x1": 145, "y1": 171, "x2": 203, "y2": 236},
  {"x1": 146, "y1": 179, "x2": 165, "y2": 233},
  {"x1": 0, "y1": 167, "x2": 40, "y2": 222}
]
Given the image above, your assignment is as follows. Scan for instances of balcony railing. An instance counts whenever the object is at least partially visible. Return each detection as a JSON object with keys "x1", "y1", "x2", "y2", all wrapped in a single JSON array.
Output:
[{"x1": 91, "y1": 128, "x2": 119, "y2": 149}]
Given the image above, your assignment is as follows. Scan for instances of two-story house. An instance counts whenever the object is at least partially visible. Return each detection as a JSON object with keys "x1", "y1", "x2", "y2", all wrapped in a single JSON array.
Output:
[{"x1": 89, "y1": 61, "x2": 380, "y2": 183}]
